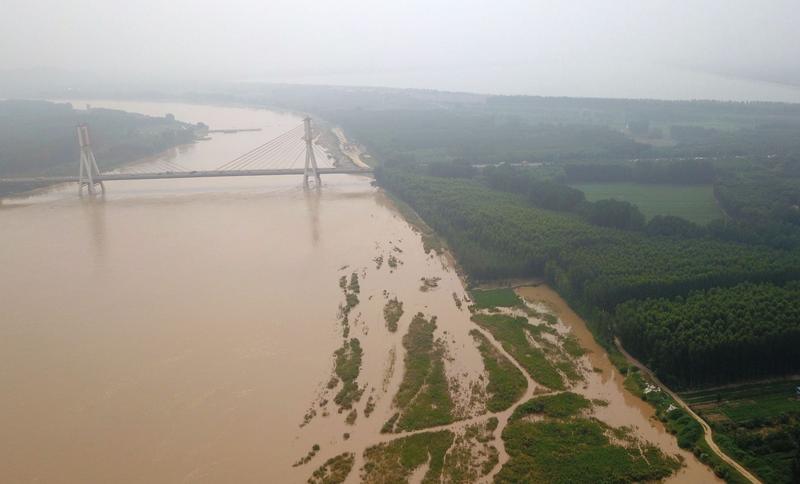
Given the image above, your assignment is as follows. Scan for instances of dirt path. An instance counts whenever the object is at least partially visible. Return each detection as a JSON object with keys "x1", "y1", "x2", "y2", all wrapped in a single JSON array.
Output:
[
  {"x1": 333, "y1": 127, "x2": 371, "y2": 169},
  {"x1": 614, "y1": 339, "x2": 762, "y2": 484}
]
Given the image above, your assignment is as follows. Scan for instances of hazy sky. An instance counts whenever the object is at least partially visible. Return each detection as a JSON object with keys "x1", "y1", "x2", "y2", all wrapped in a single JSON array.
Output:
[{"x1": 2, "y1": 0, "x2": 799, "y2": 101}]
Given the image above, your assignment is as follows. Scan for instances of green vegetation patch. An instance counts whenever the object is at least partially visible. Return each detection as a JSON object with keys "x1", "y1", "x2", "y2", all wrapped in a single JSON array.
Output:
[
  {"x1": 498, "y1": 417, "x2": 681, "y2": 483},
  {"x1": 510, "y1": 392, "x2": 592, "y2": 421},
  {"x1": 361, "y1": 430, "x2": 454, "y2": 484},
  {"x1": 471, "y1": 313, "x2": 567, "y2": 390},
  {"x1": 308, "y1": 452, "x2": 354, "y2": 484},
  {"x1": 390, "y1": 313, "x2": 454, "y2": 431},
  {"x1": 332, "y1": 338, "x2": 364, "y2": 410},
  {"x1": 470, "y1": 329, "x2": 527, "y2": 412},
  {"x1": 572, "y1": 182, "x2": 722, "y2": 224},
  {"x1": 337, "y1": 273, "x2": 361, "y2": 339},
  {"x1": 383, "y1": 297, "x2": 404, "y2": 332},
  {"x1": 470, "y1": 288, "x2": 523, "y2": 309}
]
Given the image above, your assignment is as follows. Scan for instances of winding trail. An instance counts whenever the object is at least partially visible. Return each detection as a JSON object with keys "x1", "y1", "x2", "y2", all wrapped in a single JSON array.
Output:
[
  {"x1": 614, "y1": 338, "x2": 762, "y2": 484},
  {"x1": 338, "y1": 319, "x2": 542, "y2": 483}
]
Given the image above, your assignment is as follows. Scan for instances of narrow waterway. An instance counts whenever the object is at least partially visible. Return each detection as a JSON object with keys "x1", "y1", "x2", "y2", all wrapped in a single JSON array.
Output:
[
  {"x1": 0, "y1": 101, "x2": 719, "y2": 483},
  {"x1": 516, "y1": 285, "x2": 722, "y2": 483}
]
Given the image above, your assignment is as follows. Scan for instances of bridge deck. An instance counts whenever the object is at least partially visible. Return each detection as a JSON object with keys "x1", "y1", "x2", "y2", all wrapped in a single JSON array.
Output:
[{"x1": 0, "y1": 167, "x2": 374, "y2": 184}]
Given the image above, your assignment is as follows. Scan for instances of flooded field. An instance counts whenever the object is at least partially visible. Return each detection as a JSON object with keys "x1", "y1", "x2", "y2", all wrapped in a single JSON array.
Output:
[{"x1": 0, "y1": 101, "x2": 717, "y2": 483}]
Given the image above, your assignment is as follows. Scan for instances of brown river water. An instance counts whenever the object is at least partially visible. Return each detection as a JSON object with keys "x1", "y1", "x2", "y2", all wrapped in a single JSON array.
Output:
[{"x1": 0, "y1": 101, "x2": 718, "y2": 483}]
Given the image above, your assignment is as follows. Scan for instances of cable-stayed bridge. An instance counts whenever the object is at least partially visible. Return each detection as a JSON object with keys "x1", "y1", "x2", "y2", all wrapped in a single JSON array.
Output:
[{"x1": 0, "y1": 117, "x2": 372, "y2": 195}]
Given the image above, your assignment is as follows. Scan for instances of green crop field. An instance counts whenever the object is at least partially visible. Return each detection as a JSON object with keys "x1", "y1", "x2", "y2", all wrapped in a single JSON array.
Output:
[
  {"x1": 682, "y1": 380, "x2": 800, "y2": 423},
  {"x1": 681, "y1": 380, "x2": 800, "y2": 483},
  {"x1": 572, "y1": 182, "x2": 723, "y2": 224}
]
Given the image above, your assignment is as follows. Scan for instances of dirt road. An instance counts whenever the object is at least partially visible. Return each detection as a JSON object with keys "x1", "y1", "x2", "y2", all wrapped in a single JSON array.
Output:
[{"x1": 614, "y1": 339, "x2": 762, "y2": 484}]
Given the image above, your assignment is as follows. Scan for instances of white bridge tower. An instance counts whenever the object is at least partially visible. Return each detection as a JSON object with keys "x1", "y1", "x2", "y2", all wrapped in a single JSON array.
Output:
[
  {"x1": 77, "y1": 125, "x2": 105, "y2": 196},
  {"x1": 302, "y1": 116, "x2": 321, "y2": 187}
]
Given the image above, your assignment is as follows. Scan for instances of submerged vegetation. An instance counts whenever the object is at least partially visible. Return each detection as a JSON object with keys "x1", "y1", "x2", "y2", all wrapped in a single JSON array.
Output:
[
  {"x1": 337, "y1": 272, "x2": 361, "y2": 339},
  {"x1": 471, "y1": 313, "x2": 574, "y2": 391},
  {"x1": 307, "y1": 452, "x2": 354, "y2": 484},
  {"x1": 361, "y1": 430, "x2": 454, "y2": 483},
  {"x1": 293, "y1": 444, "x2": 321, "y2": 467},
  {"x1": 441, "y1": 419, "x2": 500, "y2": 482}
]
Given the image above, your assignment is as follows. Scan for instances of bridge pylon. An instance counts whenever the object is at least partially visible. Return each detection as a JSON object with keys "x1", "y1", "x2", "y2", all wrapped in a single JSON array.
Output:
[
  {"x1": 302, "y1": 116, "x2": 321, "y2": 188},
  {"x1": 76, "y1": 125, "x2": 105, "y2": 196}
]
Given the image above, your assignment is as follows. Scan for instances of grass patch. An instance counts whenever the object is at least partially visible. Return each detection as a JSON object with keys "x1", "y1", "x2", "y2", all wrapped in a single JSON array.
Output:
[
  {"x1": 332, "y1": 338, "x2": 364, "y2": 410},
  {"x1": 572, "y1": 182, "x2": 722, "y2": 224},
  {"x1": 471, "y1": 288, "x2": 523, "y2": 309},
  {"x1": 308, "y1": 452, "x2": 354, "y2": 484},
  {"x1": 361, "y1": 430, "x2": 454, "y2": 483},
  {"x1": 383, "y1": 297, "x2": 404, "y2": 332},
  {"x1": 470, "y1": 329, "x2": 527, "y2": 412},
  {"x1": 471, "y1": 313, "x2": 565, "y2": 390},
  {"x1": 498, "y1": 417, "x2": 681, "y2": 483},
  {"x1": 510, "y1": 392, "x2": 592, "y2": 421},
  {"x1": 392, "y1": 313, "x2": 455, "y2": 431}
]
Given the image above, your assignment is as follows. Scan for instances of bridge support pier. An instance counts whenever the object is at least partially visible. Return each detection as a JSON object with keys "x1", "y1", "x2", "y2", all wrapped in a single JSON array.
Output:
[
  {"x1": 77, "y1": 125, "x2": 105, "y2": 196},
  {"x1": 302, "y1": 116, "x2": 321, "y2": 188}
]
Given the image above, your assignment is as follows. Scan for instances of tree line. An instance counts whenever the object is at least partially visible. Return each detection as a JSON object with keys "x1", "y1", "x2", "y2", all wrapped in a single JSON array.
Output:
[
  {"x1": 0, "y1": 100, "x2": 197, "y2": 179},
  {"x1": 615, "y1": 282, "x2": 800, "y2": 387}
]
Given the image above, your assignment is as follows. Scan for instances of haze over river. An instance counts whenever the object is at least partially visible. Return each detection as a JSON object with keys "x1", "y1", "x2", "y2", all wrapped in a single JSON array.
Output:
[{"x1": 0, "y1": 101, "x2": 718, "y2": 483}]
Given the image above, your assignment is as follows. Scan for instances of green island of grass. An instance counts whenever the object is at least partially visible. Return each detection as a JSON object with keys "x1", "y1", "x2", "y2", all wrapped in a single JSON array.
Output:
[
  {"x1": 510, "y1": 391, "x2": 591, "y2": 420},
  {"x1": 383, "y1": 297, "x2": 404, "y2": 332},
  {"x1": 470, "y1": 329, "x2": 527, "y2": 412},
  {"x1": 498, "y1": 394, "x2": 681, "y2": 483},
  {"x1": 332, "y1": 338, "x2": 364, "y2": 410},
  {"x1": 388, "y1": 312, "x2": 454, "y2": 432}
]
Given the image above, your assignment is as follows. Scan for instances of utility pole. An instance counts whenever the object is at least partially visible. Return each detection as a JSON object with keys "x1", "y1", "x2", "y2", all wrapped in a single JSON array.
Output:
[
  {"x1": 77, "y1": 125, "x2": 104, "y2": 196},
  {"x1": 302, "y1": 116, "x2": 321, "y2": 188}
]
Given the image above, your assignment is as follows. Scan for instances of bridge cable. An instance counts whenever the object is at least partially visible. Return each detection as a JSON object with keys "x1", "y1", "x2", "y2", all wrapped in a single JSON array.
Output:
[
  {"x1": 233, "y1": 134, "x2": 305, "y2": 171},
  {"x1": 215, "y1": 124, "x2": 304, "y2": 171},
  {"x1": 252, "y1": 137, "x2": 306, "y2": 170}
]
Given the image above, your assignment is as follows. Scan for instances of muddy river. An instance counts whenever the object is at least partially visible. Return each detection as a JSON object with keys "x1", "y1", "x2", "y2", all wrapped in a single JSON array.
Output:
[{"x1": 0, "y1": 101, "x2": 717, "y2": 483}]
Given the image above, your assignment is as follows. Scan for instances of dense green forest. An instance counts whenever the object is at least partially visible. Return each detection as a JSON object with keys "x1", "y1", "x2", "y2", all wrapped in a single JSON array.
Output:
[
  {"x1": 376, "y1": 167, "x2": 800, "y2": 387},
  {"x1": 616, "y1": 283, "x2": 800, "y2": 387},
  {"x1": 0, "y1": 100, "x2": 198, "y2": 179}
]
